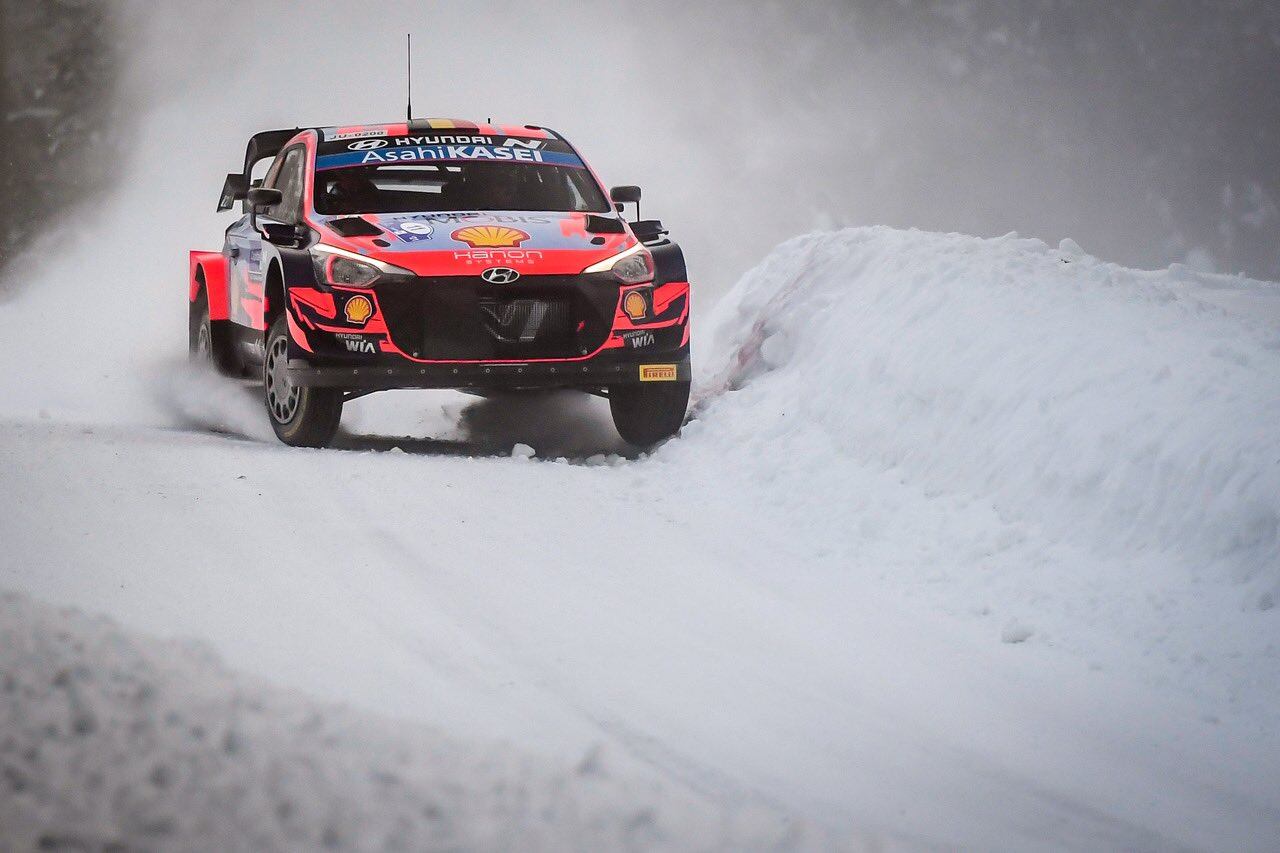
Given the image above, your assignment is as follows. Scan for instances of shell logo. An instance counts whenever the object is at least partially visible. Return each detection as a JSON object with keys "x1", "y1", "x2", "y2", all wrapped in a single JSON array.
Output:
[
  {"x1": 623, "y1": 290, "x2": 648, "y2": 321},
  {"x1": 452, "y1": 225, "x2": 530, "y2": 248},
  {"x1": 344, "y1": 295, "x2": 374, "y2": 325}
]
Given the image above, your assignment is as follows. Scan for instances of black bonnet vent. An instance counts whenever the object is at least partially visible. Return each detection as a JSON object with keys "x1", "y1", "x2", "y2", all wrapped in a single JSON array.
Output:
[
  {"x1": 327, "y1": 217, "x2": 384, "y2": 238},
  {"x1": 584, "y1": 214, "x2": 625, "y2": 234}
]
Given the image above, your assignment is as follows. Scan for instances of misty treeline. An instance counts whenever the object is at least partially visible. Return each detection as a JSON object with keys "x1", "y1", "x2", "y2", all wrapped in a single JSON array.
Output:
[
  {"x1": 705, "y1": 0, "x2": 1279, "y2": 278},
  {"x1": 0, "y1": 0, "x2": 122, "y2": 285},
  {"x1": 855, "y1": 0, "x2": 1280, "y2": 276}
]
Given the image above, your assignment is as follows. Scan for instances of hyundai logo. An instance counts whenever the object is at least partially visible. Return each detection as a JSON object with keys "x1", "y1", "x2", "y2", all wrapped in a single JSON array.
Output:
[
  {"x1": 347, "y1": 139, "x2": 389, "y2": 150},
  {"x1": 481, "y1": 267, "x2": 521, "y2": 284}
]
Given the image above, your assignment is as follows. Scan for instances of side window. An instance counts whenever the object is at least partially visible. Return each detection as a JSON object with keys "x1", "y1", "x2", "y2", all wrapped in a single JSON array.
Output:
[{"x1": 266, "y1": 147, "x2": 306, "y2": 222}]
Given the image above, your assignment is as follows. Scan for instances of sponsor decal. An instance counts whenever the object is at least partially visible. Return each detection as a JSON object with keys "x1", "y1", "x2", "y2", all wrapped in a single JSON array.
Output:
[
  {"x1": 372, "y1": 135, "x2": 542, "y2": 149},
  {"x1": 316, "y1": 145, "x2": 581, "y2": 171},
  {"x1": 386, "y1": 219, "x2": 435, "y2": 243},
  {"x1": 391, "y1": 134, "x2": 492, "y2": 146},
  {"x1": 451, "y1": 249, "x2": 544, "y2": 267},
  {"x1": 323, "y1": 127, "x2": 389, "y2": 142},
  {"x1": 348, "y1": 139, "x2": 389, "y2": 150},
  {"x1": 452, "y1": 226, "x2": 530, "y2": 249},
  {"x1": 624, "y1": 330, "x2": 655, "y2": 349},
  {"x1": 344, "y1": 295, "x2": 374, "y2": 325},
  {"x1": 480, "y1": 267, "x2": 520, "y2": 284},
  {"x1": 639, "y1": 364, "x2": 678, "y2": 382},
  {"x1": 366, "y1": 145, "x2": 547, "y2": 165},
  {"x1": 623, "y1": 290, "x2": 648, "y2": 321},
  {"x1": 336, "y1": 333, "x2": 377, "y2": 354},
  {"x1": 404, "y1": 212, "x2": 552, "y2": 226}
]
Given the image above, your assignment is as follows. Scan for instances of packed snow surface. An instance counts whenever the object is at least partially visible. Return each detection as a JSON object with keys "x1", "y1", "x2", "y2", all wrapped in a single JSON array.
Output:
[
  {"x1": 2, "y1": 227, "x2": 1278, "y2": 850},
  {"x1": 0, "y1": 592, "x2": 814, "y2": 851}
]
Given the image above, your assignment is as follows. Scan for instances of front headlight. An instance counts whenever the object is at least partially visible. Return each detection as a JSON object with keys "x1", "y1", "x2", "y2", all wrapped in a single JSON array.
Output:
[
  {"x1": 582, "y1": 243, "x2": 653, "y2": 284},
  {"x1": 311, "y1": 244, "x2": 414, "y2": 287}
]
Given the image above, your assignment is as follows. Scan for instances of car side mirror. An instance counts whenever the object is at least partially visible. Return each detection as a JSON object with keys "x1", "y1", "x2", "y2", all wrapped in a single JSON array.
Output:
[
  {"x1": 246, "y1": 187, "x2": 282, "y2": 228},
  {"x1": 241, "y1": 179, "x2": 264, "y2": 214},
  {"x1": 610, "y1": 185, "x2": 641, "y2": 220},
  {"x1": 247, "y1": 187, "x2": 282, "y2": 209}
]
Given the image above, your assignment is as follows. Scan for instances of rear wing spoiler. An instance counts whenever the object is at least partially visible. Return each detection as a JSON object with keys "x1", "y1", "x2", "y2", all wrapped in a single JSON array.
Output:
[
  {"x1": 216, "y1": 127, "x2": 303, "y2": 212},
  {"x1": 217, "y1": 173, "x2": 250, "y2": 212}
]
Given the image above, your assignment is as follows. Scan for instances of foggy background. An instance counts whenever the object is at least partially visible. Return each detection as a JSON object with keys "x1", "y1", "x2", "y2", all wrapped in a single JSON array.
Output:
[{"x1": 2, "y1": 0, "x2": 1278, "y2": 303}]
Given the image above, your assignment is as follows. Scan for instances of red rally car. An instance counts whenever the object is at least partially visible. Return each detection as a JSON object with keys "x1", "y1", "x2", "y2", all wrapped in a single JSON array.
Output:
[{"x1": 188, "y1": 119, "x2": 691, "y2": 448}]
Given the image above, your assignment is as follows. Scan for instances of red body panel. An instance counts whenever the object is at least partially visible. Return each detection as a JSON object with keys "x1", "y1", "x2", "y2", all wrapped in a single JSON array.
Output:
[{"x1": 189, "y1": 251, "x2": 229, "y2": 321}]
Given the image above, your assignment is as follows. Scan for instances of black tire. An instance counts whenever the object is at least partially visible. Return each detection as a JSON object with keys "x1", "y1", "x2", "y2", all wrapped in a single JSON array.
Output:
[
  {"x1": 188, "y1": 287, "x2": 238, "y2": 375},
  {"x1": 263, "y1": 314, "x2": 344, "y2": 448},
  {"x1": 609, "y1": 380, "x2": 690, "y2": 447}
]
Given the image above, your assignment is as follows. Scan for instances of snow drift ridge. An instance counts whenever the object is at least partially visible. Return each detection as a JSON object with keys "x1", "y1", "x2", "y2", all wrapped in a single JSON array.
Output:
[{"x1": 693, "y1": 227, "x2": 1280, "y2": 601}]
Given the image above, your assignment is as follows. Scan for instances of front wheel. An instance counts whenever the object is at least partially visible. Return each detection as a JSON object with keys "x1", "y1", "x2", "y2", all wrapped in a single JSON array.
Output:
[
  {"x1": 609, "y1": 381, "x2": 690, "y2": 447},
  {"x1": 263, "y1": 315, "x2": 344, "y2": 448}
]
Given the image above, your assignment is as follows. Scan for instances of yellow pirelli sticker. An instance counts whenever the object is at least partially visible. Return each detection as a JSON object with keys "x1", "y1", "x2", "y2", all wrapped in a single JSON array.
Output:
[{"x1": 639, "y1": 364, "x2": 678, "y2": 382}]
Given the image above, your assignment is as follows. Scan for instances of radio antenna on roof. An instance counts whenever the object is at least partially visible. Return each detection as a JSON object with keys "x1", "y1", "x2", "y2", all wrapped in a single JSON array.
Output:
[{"x1": 405, "y1": 34, "x2": 413, "y2": 122}]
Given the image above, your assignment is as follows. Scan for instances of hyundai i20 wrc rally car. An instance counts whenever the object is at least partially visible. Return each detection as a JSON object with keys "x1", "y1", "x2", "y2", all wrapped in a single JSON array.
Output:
[{"x1": 188, "y1": 119, "x2": 691, "y2": 448}]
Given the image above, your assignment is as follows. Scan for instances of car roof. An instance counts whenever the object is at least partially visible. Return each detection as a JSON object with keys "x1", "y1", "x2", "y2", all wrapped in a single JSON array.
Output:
[{"x1": 315, "y1": 119, "x2": 555, "y2": 141}]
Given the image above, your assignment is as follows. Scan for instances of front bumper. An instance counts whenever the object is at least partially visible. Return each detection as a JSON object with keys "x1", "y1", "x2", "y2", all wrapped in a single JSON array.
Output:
[
  {"x1": 289, "y1": 352, "x2": 691, "y2": 390},
  {"x1": 285, "y1": 272, "x2": 690, "y2": 391}
]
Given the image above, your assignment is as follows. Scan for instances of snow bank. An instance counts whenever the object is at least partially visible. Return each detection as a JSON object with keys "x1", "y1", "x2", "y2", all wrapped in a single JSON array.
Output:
[
  {"x1": 0, "y1": 592, "x2": 815, "y2": 851},
  {"x1": 692, "y1": 227, "x2": 1280, "y2": 601}
]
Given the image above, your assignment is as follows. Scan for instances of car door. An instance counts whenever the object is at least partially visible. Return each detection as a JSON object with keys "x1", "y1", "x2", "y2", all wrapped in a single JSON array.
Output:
[
  {"x1": 225, "y1": 146, "x2": 305, "y2": 330},
  {"x1": 224, "y1": 200, "x2": 264, "y2": 330}
]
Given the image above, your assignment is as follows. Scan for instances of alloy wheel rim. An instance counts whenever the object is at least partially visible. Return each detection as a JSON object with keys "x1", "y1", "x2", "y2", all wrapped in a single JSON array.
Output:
[
  {"x1": 197, "y1": 322, "x2": 212, "y2": 360},
  {"x1": 265, "y1": 335, "x2": 300, "y2": 423}
]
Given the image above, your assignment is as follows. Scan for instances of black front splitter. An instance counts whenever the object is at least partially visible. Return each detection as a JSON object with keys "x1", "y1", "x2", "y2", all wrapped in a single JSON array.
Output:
[{"x1": 288, "y1": 354, "x2": 691, "y2": 391}]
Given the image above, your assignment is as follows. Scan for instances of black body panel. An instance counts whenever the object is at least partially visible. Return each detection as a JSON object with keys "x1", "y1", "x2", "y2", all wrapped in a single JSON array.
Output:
[
  {"x1": 647, "y1": 236, "x2": 687, "y2": 285},
  {"x1": 374, "y1": 273, "x2": 619, "y2": 361}
]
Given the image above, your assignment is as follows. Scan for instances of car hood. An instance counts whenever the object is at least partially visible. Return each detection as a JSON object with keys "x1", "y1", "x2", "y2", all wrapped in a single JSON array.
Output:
[{"x1": 311, "y1": 210, "x2": 636, "y2": 277}]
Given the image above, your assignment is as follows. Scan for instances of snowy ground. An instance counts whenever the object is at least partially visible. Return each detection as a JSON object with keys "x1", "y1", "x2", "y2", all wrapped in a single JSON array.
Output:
[
  {"x1": 0, "y1": 591, "x2": 815, "y2": 851},
  {"x1": 2, "y1": 227, "x2": 1279, "y2": 850}
]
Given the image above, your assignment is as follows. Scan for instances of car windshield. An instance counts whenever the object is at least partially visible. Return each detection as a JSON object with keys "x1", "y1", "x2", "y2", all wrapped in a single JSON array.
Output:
[{"x1": 313, "y1": 161, "x2": 610, "y2": 216}]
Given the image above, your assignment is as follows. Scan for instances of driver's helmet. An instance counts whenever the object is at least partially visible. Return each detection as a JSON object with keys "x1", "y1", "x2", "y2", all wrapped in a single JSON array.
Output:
[{"x1": 322, "y1": 169, "x2": 379, "y2": 214}]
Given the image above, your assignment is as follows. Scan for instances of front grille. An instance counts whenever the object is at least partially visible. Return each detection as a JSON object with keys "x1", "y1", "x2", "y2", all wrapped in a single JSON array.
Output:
[
  {"x1": 478, "y1": 297, "x2": 573, "y2": 345},
  {"x1": 375, "y1": 274, "x2": 617, "y2": 360}
]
